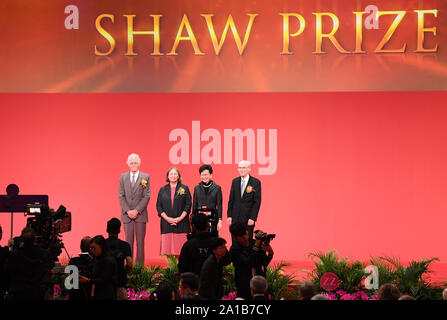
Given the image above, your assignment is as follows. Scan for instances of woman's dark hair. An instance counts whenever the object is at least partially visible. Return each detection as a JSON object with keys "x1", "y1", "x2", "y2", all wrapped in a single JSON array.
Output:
[
  {"x1": 91, "y1": 235, "x2": 111, "y2": 257},
  {"x1": 377, "y1": 283, "x2": 401, "y2": 300},
  {"x1": 199, "y1": 164, "x2": 213, "y2": 175},
  {"x1": 155, "y1": 281, "x2": 176, "y2": 300}
]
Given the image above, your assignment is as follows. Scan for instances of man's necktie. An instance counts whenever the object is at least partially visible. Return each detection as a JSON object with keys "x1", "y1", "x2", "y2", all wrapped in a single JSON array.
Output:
[
  {"x1": 241, "y1": 179, "x2": 246, "y2": 197},
  {"x1": 131, "y1": 174, "x2": 136, "y2": 187}
]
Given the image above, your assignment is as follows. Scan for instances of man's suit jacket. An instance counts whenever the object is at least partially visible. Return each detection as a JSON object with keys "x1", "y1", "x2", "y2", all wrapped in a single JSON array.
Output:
[
  {"x1": 227, "y1": 175, "x2": 261, "y2": 223},
  {"x1": 119, "y1": 171, "x2": 151, "y2": 223}
]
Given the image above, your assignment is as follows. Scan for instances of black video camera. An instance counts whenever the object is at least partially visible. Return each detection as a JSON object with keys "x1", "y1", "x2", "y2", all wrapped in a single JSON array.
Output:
[
  {"x1": 255, "y1": 230, "x2": 276, "y2": 244},
  {"x1": 21, "y1": 203, "x2": 72, "y2": 261}
]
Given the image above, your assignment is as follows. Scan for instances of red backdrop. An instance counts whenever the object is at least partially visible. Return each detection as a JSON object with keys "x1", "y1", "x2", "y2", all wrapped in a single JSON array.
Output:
[{"x1": 1, "y1": 92, "x2": 447, "y2": 264}]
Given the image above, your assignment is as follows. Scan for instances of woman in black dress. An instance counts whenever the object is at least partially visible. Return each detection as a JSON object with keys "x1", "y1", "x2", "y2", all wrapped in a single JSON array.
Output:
[
  {"x1": 193, "y1": 164, "x2": 223, "y2": 232},
  {"x1": 156, "y1": 167, "x2": 192, "y2": 257}
]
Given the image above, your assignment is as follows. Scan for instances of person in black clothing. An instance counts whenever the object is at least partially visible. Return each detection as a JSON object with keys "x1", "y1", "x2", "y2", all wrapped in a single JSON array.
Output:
[
  {"x1": 155, "y1": 281, "x2": 176, "y2": 300},
  {"x1": 157, "y1": 167, "x2": 192, "y2": 257},
  {"x1": 178, "y1": 213, "x2": 231, "y2": 275},
  {"x1": 5, "y1": 227, "x2": 54, "y2": 300},
  {"x1": 250, "y1": 275, "x2": 268, "y2": 300},
  {"x1": 68, "y1": 236, "x2": 94, "y2": 300},
  {"x1": 193, "y1": 164, "x2": 223, "y2": 233},
  {"x1": 227, "y1": 160, "x2": 262, "y2": 242},
  {"x1": 0, "y1": 225, "x2": 10, "y2": 300},
  {"x1": 229, "y1": 222, "x2": 274, "y2": 300},
  {"x1": 180, "y1": 272, "x2": 201, "y2": 300},
  {"x1": 106, "y1": 218, "x2": 133, "y2": 300},
  {"x1": 80, "y1": 235, "x2": 117, "y2": 300},
  {"x1": 198, "y1": 237, "x2": 228, "y2": 300}
]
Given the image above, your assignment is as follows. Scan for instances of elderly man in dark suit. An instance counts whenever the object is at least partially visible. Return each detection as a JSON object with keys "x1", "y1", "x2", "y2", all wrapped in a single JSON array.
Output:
[
  {"x1": 119, "y1": 153, "x2": 151, "y2": 265},
  {"x1": 227, "y1": 160, "x2": 261, "y2": 241}
]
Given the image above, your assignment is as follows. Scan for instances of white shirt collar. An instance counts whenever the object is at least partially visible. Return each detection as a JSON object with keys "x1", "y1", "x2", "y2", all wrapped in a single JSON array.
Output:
[
  {"x1": 241, "y1": 174, "x2": 250, "y2": 182},
  {"x1": 130, "y1": 171, "x2": 140, "y2": 180}
]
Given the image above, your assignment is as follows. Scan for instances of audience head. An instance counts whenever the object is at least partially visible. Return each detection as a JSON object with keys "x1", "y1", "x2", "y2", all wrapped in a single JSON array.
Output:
[
  {"x1": 229, "y1": 222, "x2": 249, "y2": 247},
  {"x1": 377, "y1": 283, "x2": 401, "y2": 300},
  {"x1": 199, "y1": 164, "x2": 213, "y2": 184},
  {"x1": 398, "y1": 295, "x2": 416, "y2": 300},
  {"x1": 106, "y1": 218, "x2": 121, "y2": 236},
  {"x1": 210, "y1": 237, "x2": 227, "y2": 260},
  {"x1": 155, "y1": 282, "x2": 176, "y2": 300},
  {"x1": 80, "y1": 236, "x2": 92, "y2": 253},
  {"x1": 180, "y1": 272, "x2": 199, "y2": 296},
  {"x1": 250, "y1": 275, "x2": 268, "y2": 296},
  {"x1": 442, "y1": 288, "x2": 447, "y2": 300},
  {"x1": 90, "y1": 235, "x2": 110, "y2": 258},
  {"x1": 311, "y1": 294, "x2": 330, "y2": 300},
  {"x1": 191, "y1": 213, "x2": 209, "y2": 233},
  {"x1": 299, "y1": 281, "x2": 317, "y2": 300},
  {"x1": 21, "y1": 227, "x2": 36, "y2": 248}
]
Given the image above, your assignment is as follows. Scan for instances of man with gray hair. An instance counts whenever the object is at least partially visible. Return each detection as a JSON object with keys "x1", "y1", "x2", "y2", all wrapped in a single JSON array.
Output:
[
  {"x1": 227, "y1": 160, "x2": 262, "y2": 241},
  {"x1": 250, "y1": 275, "x2": 268, "y2": 300},
  {"x1": 119, "y1": 153, "x2": 151, "y2": 265}
]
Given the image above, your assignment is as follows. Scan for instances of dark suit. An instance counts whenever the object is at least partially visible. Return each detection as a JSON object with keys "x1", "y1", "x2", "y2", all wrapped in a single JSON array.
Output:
[
  {"x1": 227, "y1": 175, "x2": 261, "y2": 240},
  {"x1": 156, "y1": 183, "x2": 192, "y2": 234},
  {"x1": 119, "y1": 171, "x2": 150, "y2": 264}
]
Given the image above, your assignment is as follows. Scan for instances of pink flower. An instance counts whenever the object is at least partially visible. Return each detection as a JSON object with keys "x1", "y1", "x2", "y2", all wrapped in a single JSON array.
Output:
[
  {"x1": 336, "y1": 289, "x2": 346, "y2": 296},
  {"x1": 370, "y1": 294, "x2": 378, "y2": 300},
  {"x1": 137, "y1": 290, "x2": 151, "y2": 300},
  {"x1": 53, "y1": 284, "x2": 61, "y2": 298},
  {"x1": 340, "y1": 293, "x2": 356, "y2": 300},
  {"x1": 127, "y1": 288, "x2": 136, "y2": 300},
  {"x1": 222, "y1": 291, "x2": 237, "y2": 300}
]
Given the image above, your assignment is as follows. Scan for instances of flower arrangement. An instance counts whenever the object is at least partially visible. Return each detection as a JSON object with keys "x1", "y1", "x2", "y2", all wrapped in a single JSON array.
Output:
[
  {"x1": 245, "y1": 185, "x2": 254, "y2": 193},
  {"x1": 140, "y1": 179, "x2": 148, "y2": 188},
  {"x1": 127, "y1": 288, "x2": 152, "y2": 300},
  {"x1": 177, "y1": 187, "x2": 185, "y2": 196}
]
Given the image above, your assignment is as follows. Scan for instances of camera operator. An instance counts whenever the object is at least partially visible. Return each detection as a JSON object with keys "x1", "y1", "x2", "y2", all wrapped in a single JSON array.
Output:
[
  {"x1": 229, "y1": 222, "x2": 274, "y2": 300},
  {"x1": 68, "y1": 236, "x2": 94, "y2": 300},
  {"x1": 179, "y1": 213, "x2": 230, "y2": 275},
  {"x1": 5, "y1": 227, "x2": 54, "y2": 300},
  {"x1": 0, "y1": 225, "x2": 10, "y2": 300}
]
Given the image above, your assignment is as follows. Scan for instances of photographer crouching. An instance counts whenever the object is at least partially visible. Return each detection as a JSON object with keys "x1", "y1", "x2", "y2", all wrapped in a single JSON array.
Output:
[{"x1": 229, "y1": 222, "x2": 274, "y2": 300}]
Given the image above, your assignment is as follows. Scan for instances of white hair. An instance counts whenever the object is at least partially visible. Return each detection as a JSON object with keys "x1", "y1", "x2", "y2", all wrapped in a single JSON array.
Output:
[
  {"x1": 250, "y1": 275, "x2": 268, "y2": 294},
  {"x1": 127, "y1": 153, "x2": 141, "y2": 165},
  {"x1": 238, "y1": 160, "x2": 251, "y2": 168}
]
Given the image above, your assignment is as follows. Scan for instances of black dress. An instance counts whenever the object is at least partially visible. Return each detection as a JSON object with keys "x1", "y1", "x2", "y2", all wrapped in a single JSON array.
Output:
[{"x1": 156, "y1": 183, "x2": 192, "y2": 255}]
